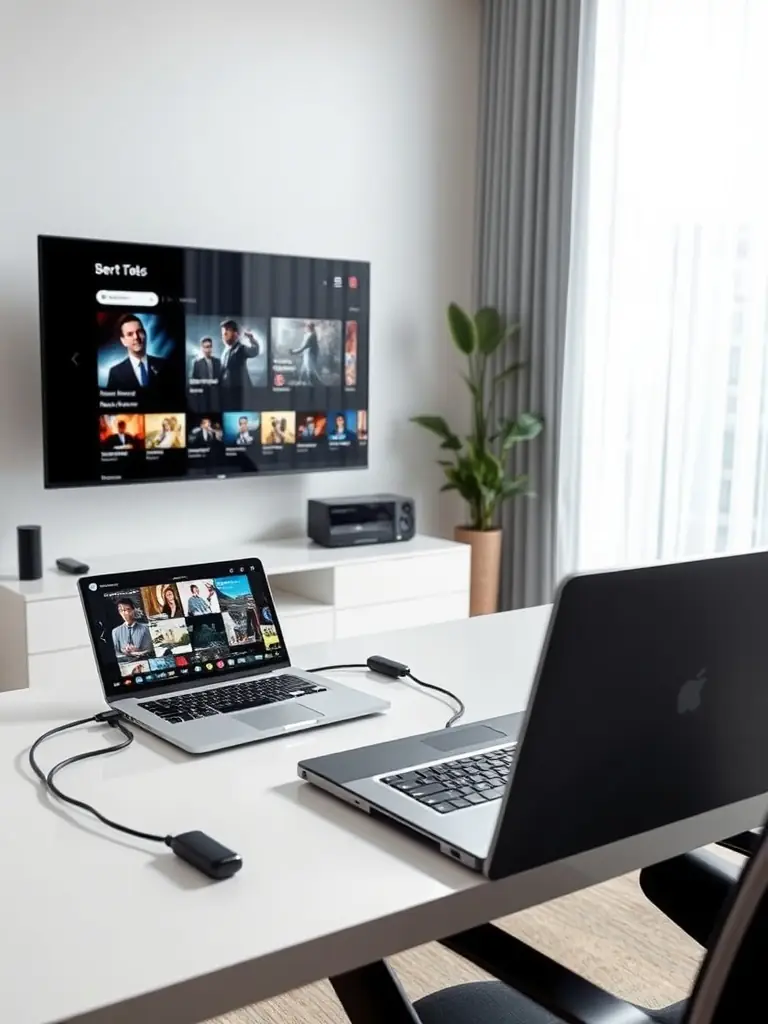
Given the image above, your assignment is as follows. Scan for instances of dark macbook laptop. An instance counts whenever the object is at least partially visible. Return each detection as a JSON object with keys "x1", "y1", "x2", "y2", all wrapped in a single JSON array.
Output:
[
  {"x1": 80, "y1": 558, "x2": 388, "y2": 754},
  {"x1": 299, "y1": 552, "x2": 768, "y2": 877}
]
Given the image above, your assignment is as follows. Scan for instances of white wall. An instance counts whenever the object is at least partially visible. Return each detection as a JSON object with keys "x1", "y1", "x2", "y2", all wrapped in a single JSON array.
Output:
[{"x1": 0, "y1": 0, "x2": 479, "y2": 569}]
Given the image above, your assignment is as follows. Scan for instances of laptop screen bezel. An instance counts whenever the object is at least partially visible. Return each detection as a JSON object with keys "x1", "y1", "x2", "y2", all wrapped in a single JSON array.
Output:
[{"x1": 78, "y1": 557, "x2": 292, "y2": 702}]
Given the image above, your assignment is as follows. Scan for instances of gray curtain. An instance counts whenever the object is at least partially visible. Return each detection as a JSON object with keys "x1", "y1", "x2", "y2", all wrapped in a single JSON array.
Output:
[{"x1": 475, "y1": 0, "x2": 583, "y2": 609}]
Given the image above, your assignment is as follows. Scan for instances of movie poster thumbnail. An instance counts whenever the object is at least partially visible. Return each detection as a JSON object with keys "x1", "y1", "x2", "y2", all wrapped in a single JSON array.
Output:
[
  {"x1": 145, "y1": 413, "x2": 186, "y2": 450},
  {"x1": 214, "y1": 574, "x2": 260, "y2": 647},
  {"x1": 140, "y1": 582, "x2": 183, "y2": 620},
  {"x1": 357, "y1": 409, "x2": 368, "y2": 442},
  {"x1": 177, "y1": 579, "x2": 221, "y2": 617},
  {"x1": 149, "y1": 618, "x2": 192, "y2": 657},
  {"x1": 296, "y1": 412, "x2": 326, "y2": 445},
  {"x1": 344, "y1": 321, "x2": 358, "y2": 388},
  {"x1": 271, "y1": 318, "x2": 342, "y2": 388},
  {"x1": 96, "y1": 310, "x2": 180, "y2": 392},
  {"x1": 187, "y1": 414, "x2": 223, "y2": 449},
  {"x1": 117, "y1": 659, "x2": 151, "y2": 680},
  {"x1": 149, "y1": 656, "x2": 176, "y2": 673},
  {"x1": 261, "y1": 411, "x2": 296, "y2": 447},
  {"x1": 186, "y1": 315, "x2": 268, "y2": 411},
  {"x1": 107, "y1": 591, "x2": 150, "y2": 660},
  {"x1": 328, "y1": 410, "x2": 357, "y2": 444},
  {"x1": 260, "y1": 624, "x2": 280, "y2": 649},
  {"x1": 222, "y1": 411, "x2": 260, "y2": 448},
  {"x1": 99, "y1": 414, "x2": 145, "y2": 451},
  {"x1": 188, "y1": 614, "x2": 229, "y2": 658}
]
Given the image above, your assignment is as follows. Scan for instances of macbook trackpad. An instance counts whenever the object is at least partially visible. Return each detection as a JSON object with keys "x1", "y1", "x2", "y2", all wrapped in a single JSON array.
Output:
[
  {"x1": 236, "y1": 703, "x2": 321, "y2": 731},
  {"x1": 421, "y1": 724, "x2": 506, "y2": 752}
]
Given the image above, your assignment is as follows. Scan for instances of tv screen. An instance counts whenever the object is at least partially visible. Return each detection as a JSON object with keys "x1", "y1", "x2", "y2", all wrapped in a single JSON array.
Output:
[{"x1": 38, "y1": 235, "x2": 369, "y2": 489}]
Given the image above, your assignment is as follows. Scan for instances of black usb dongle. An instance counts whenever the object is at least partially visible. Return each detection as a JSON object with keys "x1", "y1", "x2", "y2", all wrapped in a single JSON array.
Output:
[{"x1": 169, "y1": 831, "x2": 243, "y2": 880}]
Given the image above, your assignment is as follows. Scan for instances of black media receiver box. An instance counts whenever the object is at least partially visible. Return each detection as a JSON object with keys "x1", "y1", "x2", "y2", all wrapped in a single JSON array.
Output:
[{"x1": 308, "y1": 494, "x2": 416, "y2": 548}]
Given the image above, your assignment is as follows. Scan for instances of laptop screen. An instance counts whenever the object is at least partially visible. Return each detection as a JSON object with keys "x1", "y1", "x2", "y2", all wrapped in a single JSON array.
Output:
[{"x1": 79, "y1": 558, "x2": 287, "y2": 698}]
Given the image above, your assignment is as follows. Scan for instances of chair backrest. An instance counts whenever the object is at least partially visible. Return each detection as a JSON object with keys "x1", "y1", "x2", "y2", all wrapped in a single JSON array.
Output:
[{"x1": 686, "y1": 818, "x2": 768, "y2": 1023}]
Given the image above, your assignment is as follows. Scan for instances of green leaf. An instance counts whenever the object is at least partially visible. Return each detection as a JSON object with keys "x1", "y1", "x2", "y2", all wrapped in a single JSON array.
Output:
[
  {"x1": 500, "y1": 474, "x2": 528, "y2": 499},
  {"x1": 436, "y1": 459, "x2": 454, "y2": 467},
  {"x1": 497, "y1": 413, "x2": 544, "y2": 451},
  {"x1": 474, "y1": 307, "x2": 502, "y2": 354},
  {"x1": 478, "y1": 449, "x2": 504, "y2": 489},
  {"x1": 411, "y1": 414, "x2": 463, "y2": 452},
  {"x1": 493, "y1": 361, "x2": 526, "y2": 386},
  {"x1": 440, "y1": 482, "x2": 458, "y2": 492},
  {"x1": 440, "y1": 435, "x2": 463, "y2": 451},
  {"x1": 410, "y1": 414, "x2": 454, "y2": 440},
  {"x1": 516, "y1": 412, "x2": 544, "y2": 439},
  {"x1": 447, "y1": 302, "x2": 477, "y2": 355}
]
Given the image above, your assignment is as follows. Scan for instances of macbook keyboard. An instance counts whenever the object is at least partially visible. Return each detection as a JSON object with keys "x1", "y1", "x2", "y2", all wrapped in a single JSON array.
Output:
[
  {"x1": 380, "y1": 745, "x2": 516, "y2": 813},
  {"x1": 139, "y1": 674, "x2": 327, "y2": 723}
]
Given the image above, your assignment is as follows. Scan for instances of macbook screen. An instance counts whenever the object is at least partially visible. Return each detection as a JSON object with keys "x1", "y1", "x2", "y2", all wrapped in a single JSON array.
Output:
[{"x1": 80, "y1": 560, "x2": 286, "y2": 697}]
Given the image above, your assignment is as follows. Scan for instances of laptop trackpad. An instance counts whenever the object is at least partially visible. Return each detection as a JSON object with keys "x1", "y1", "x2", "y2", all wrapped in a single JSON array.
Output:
[
  {"x1": 236, "y1": 703, "x2": 321, "y2": 731},
  {"x1": 421, "y1": 724, "x2": 506, "y2": 752}
]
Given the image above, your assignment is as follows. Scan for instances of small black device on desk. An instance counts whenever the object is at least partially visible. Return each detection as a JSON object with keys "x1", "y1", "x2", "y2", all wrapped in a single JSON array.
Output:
[
  {"x1": 56, "y1": 557, "x2": 90, "y2": 575},
  {"x1": 308, "y1": 494, "x2": 415, "y2": 548}
]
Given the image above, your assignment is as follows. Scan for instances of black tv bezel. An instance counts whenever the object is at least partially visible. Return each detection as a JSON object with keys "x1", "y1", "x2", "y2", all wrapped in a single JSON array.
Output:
[{"x1": 38, "y1": 234, "x2": 370, "y2": 490}]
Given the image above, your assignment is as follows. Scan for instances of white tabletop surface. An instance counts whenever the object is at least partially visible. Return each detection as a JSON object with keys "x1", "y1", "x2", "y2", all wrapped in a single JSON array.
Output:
[{"x1": 2, "y1": 607, "x2": 765, "y2": 1024}]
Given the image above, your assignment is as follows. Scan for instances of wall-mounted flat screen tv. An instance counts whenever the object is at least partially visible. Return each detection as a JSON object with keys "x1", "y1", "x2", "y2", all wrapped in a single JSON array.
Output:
[{"x1": 38, "y1": 235, "x2": 369, "y2": 489}]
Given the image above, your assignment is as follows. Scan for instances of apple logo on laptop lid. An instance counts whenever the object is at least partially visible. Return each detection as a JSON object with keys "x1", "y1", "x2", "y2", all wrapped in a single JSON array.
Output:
[{"x1": 677, "y1": 667, "x2": 707, "y2": 715}]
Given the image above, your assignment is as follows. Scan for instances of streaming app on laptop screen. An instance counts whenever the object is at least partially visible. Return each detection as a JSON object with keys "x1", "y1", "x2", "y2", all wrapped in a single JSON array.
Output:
[{"x1": 80, "y1": 560, "x2": 286, "y2": 697}]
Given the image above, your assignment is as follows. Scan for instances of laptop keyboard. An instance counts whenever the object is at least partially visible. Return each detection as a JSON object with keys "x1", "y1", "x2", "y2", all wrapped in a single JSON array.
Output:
[
  {"x1": 139, "y1": 674, "x2": 327, "y2": 723},
  {"x1": 380, "y1": 745, "x2": 516, "y2": 813}
]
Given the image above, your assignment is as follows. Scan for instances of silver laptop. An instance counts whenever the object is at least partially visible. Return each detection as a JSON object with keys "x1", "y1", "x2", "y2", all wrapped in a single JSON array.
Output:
[
  {"x1": 299, "y1": 552, "x2": 768, "y2": 877},
  {"x1": 79, "y1": 557, "x2": 388, "y2": 754}
]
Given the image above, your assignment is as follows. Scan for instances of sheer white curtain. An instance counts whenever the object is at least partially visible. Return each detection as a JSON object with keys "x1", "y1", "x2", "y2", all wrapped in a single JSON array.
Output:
[{"x1": 558, "y1": 0, "x2": 768, "y2": 577}]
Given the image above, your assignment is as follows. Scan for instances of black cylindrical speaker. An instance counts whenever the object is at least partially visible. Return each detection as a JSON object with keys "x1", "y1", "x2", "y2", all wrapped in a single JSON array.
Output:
[{"x1": 17, "y1": 525, "x2": 43, "y2": 581}]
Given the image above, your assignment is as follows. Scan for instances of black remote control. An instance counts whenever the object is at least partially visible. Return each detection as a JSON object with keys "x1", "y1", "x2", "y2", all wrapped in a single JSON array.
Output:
[{"x1": 56, "y1": 557, "x2": 90, "y2": 575}]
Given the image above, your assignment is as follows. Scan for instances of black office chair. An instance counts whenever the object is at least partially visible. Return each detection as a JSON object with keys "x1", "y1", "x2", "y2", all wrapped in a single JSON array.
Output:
[{"x1": 330, "y1": 824, "x2": 767, "y2": 1024}]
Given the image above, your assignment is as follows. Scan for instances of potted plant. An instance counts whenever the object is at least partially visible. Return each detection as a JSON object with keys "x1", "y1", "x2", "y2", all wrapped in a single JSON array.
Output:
[{"x1": 411, "y1": 303, "x2": 543, "y2": 616}]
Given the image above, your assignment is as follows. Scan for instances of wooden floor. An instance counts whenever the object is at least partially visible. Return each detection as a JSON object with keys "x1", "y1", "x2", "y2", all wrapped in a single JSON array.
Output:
[{"x1": 210, "y1": 868, "x2": 709, "y2": 1023}]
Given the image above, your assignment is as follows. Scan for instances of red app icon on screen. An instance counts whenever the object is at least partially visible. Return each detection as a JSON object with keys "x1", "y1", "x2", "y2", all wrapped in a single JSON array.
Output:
[
  {"x1": 216, "y1": 659, "x2": 225, "y2": 669},
  {"x1": 274, "y1": 373, "x2": 285, "y2": 387},
  {"x1": 348, "y1": 276, "x2": 358, "y2": 289}
]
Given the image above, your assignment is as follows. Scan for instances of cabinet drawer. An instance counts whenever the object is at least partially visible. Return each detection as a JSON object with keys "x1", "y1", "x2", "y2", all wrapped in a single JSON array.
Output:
[
  {"x1": 333, "y1": 549, "x2": 470, "y2": 609},
  {"x1": 280, "y1": 610, "x2": 335, "y2": 648},
  {"x1": 26, "y1": 598, "x2": 90, "y2": 655},
  {"x1": 28, "y1": 648, "x2": 97, "y2": 690},
  {"x1": 335, "y1": 591, "x2": 469, "y2": 639}
]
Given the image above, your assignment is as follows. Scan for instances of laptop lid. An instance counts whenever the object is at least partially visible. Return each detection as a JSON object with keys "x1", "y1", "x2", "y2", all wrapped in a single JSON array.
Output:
[
  {"x1": 486, "y1": 551, "x2": 768, "y2": 879},
  {"x1": 79, "y1": 558, "x2": 290, "y2": 702}
]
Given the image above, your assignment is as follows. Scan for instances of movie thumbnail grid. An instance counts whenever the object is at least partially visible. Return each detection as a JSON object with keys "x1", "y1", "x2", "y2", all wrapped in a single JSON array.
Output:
[
  {"x1": 97, "y1": 312, "x2": 363, "y2": 463},
  {"x1": 107, "y1": 575, "x2": 280, "y2": 683}
]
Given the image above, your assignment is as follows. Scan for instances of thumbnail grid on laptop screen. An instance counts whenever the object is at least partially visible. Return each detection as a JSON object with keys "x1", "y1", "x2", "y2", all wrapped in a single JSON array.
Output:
[{"x1": 81, "y1": 561, "x2": 285, "y2": 697}]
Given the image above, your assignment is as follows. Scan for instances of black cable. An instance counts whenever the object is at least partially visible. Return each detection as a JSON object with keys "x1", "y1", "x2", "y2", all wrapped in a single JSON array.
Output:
[
  {"x1": 406, "y1": 672, "x2": 465, "y2": 727},
  {"x1": 307, "y1": 659, "x2": 465, "y2": 728},
  {"x1": 28, "y1": 713, "x2": 171, "y2": 845},
  {"x1": 28, "y1": 714, "x2": 242, "y2": 879},
  {"x1": 305, "y1": 663, "x2": 368, "y2": 673}
]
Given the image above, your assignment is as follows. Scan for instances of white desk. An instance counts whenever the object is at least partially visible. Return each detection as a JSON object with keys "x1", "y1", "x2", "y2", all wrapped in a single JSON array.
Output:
[{"x1": 2, "y1": 607, "x2": 765, "y2": 1024}]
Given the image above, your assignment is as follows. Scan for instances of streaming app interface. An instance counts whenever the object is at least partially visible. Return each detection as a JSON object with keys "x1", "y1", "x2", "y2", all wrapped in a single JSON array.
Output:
[
  {"x1": 39, "y1": 236, "x2": 370, "y2": 488},
  {"x1": 81, "y1": 561, "x2": 286, "y2": 696}
]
